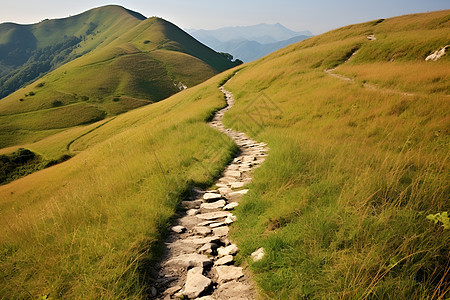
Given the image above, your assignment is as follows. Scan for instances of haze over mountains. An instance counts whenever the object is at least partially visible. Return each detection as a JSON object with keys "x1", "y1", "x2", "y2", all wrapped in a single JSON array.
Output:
[{"x1": 187, "y1": 23, "x2": 313, "y2": 62}]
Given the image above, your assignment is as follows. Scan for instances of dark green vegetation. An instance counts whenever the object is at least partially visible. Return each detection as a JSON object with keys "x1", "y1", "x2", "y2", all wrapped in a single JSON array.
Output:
[
  {"x1": 0, "y1": 148, "x2": 71, "y2": 184},
  {"x1": 0, "y1": 5, "x2": 239, "y2": 149}
]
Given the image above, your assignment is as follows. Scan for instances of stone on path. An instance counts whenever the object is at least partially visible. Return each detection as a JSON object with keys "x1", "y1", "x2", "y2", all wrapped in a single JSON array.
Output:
[
  {"x1": 224, "y1": 170, "x2": 241, "y2": 178},
  {"x1": 214, "y1": 255, "x2": 233, "y2": 266},
  {"x1": 229, "y1": 189, "x2": 248, "y2": 197},
  {"x1": 194, "y1": 226, "x2": 212, "y2": 236},
  {"x1": 186, "y1": 209, "x2": 198, "y2": 216},
  {"x1": 203, "y1": 193, "x2": 222, "y2": 201},
  {"x1": 171, "y1": 225, "x2": 186, "y2": 233},
  {"x1": 198, "y1": 220, "x2": 215, "y2": 226},
  {"x1": 165, "y1": 253, "x2": 211, "y2": 269},
  {"x1": 214, "y1": 265, "x2": 244, "y2": 283},
  {"x1": 200, "y1": 200, "x2": 226, "y2": 210},
  {"x1": 215, "y1": 281, "x2": 254, "y2": 300},
  {"x1": 225, "y1": 214, "x2": 237, "y2": 224},
  {"x1": 213, "y1": 226, "x2": 229, "y2": 237},
  {"x1": 223, "y1": 202, "x2": 239, "y2": 210},
  {"x1": 209, "y1": 222, "x2": 225, "y2": 228},
  {"x1": 231, "y1": 182, "x2": 245, "y2": 189},
  {"x1": 183, "y1": 267, "x2": 211, "y2": 298},
  {"x1": 251, "y1": 247, "x2": 265, "y2": 262},
  {"x1": 197, "y1": 211, "x2": 231, "y2": 220},
  {"x1": 218, "y1": 187, "x2": 232, "y2": 195},
  {"x1": 218, "y1": 244, "x2": 239, "y2": 257},
  {"x1": 182, "y1": 236, "x2": 220, "y2": 245},
  {"x1": 198, "y1": 242, "x2": 218, "y2": 254}
]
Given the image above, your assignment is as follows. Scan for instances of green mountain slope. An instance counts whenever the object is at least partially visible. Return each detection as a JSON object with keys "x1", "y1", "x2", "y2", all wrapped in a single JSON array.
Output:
[
  {"x1": 0, "y1": 6, "x2": 239, "y2": 149},
  {"x1": 0, "y1": 9, "x2": 448, "y2": 300},
  {"x1": 0, "y1": 5, "x2": 146, "y2": 99},
  {"x1": 223, "y1": 9, "x2": 449, "y2": 299}
]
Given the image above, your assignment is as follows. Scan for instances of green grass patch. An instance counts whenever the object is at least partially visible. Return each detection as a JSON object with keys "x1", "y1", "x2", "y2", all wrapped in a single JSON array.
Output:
[
  {"x1": 224, "y1": 10, "x2": 449, "y2": 299},
  {"x1": 0, "y1": 76, "x2": 236, "y2": 299}
]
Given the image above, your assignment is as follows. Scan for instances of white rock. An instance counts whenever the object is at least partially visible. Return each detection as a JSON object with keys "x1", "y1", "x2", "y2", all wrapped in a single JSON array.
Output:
[
  {"x1": 426, "y1": 45, "x2": 449, "y2": 61},
  {"x1": 225, "y1": 215, "x2": 237, "y2": 224},
  {"x1": 218, "y1": 244, "x2": 239, "y2": 257},
  {"x1": 197, "y1": 211, "x2": 231, "y2": 220},
  {"x1": 223, "y1": 202, "x2": 239, "y2": 210},
  {"x1": 214, "y1": 255, "x2": 233, "y2": 266},
  {"x1": 203, "y1": 193, "x2": 222, "y2": 201},
  {"x1": 198, "y1": 242, "x2": 218, "y2": 254},
  {"x1": 171, "y1": 225, "x2": 186, "y2": 233},
  {"x1": 183, "y1": 267, "x2": 211, "y2": 298},
  {"x1": 186, "y1": 209, "x2": 198, "y2": 216},
  {"x1": 181, "y1": 236, "x2": 220, "y2": 245},
  {"x1": 200, "y1": 200, "x2": 226, "y2": 210},
  {"x1": 214, "y1": 266, "x2": 244, "y2": 283},
  {"x1": 251, "y1": 247, "x2": 265, "y2": 262},
  {"x1": 209, "y1": 222, "x2": 225, "y2": 228},
  {"x1": 165, "y1": 253, "x2": 211, "y2": 268},
  {"x1": 231, "y1": 182, "x2": 245, "y2": 189},
  {"x1": 213, "y1": 226, "x2": 229, "y2": 237},
  {"x1": 197, "y1": 220, "x2": 215, "y2": 226},
  {"x1": 224, "y1": 170, "x2": 241, "y2": 178},
  {"x1": 194, "y1": 226, "x2": 212, "y2": 236},
  {"x1": 218, "y1": 187, "x2": 232, "y2": 195},
  {"x1": 228, "y1": 189, "x2": 249, "y2": 197}
]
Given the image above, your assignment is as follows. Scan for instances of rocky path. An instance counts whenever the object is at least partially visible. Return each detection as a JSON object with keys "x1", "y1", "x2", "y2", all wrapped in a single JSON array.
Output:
[{"x1": 153, "y1": 86, "x2": 267, "y2": 299}]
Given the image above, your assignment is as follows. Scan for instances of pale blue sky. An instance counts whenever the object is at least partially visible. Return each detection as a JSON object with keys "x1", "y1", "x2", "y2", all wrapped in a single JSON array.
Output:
[{"x1": 1, "y1": 0, "x2": 448, "y2": 34}]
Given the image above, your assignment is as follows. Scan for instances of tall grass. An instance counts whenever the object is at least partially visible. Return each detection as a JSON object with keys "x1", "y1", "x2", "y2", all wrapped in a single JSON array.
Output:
[
  {"x1": 0, "y1": 75, "x2": 237, "y2": 299},
  {"x1": 224, "y1": 10, "x2": 449, "y2": 299}
]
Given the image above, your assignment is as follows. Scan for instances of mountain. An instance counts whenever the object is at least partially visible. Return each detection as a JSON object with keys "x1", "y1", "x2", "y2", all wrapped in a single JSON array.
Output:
[
  {"x1": 211, "y1": 35, "x2": 308, "y2": 63},
  {"x1": 1, "y1": 8, "x2": 449, "y2": 300},
  {"x1": 0, "y1": 5, "x2": 146, "y2": 99},
  {"x1": 0, "y1": 5, "x2": 239, "y2": 148},
  {"x1": 187, "y1": 23, "x2": 313, "y2": 62}
]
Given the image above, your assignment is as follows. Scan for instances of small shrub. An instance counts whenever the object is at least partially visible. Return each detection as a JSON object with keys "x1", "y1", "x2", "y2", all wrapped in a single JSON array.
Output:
[
  {"x1": 19, "y1": 98, "x2": 24, "y2": 102},
  {"x1": 28, "y1": 91, "x2": 35, "y2": 96},
  {"x1": 36, "y1": 82, "x2": 45, "y2": 88},
  {"x1": 44, "y1": 154, "x2": 72, "y2": 168},
  {"x1": 113, "y1": 97, "x2": 120, "y2": 102},
  {"x1": 143, "y1": 40, "x2": 150, "y2": 44},
  {"x1": 52, "y1": 100, "x2": 63, "y2": 107}
]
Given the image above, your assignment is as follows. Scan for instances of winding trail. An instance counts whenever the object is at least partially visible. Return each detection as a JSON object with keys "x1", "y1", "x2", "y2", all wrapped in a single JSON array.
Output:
[
  {"x1": 153, "y1": 85, "x2": 267, "y2": 299},
  {"x1": 324, "y1": 47, "x2": 416, "y2": 97}
]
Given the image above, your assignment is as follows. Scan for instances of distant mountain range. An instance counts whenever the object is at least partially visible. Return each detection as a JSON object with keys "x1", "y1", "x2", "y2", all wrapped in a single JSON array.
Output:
[{"x1": 187, "y1": 23, "x2": 313, "y2": 62}]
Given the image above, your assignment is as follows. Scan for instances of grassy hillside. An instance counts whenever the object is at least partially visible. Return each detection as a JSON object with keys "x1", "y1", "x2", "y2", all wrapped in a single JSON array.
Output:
[
  {"x1": 0, "y1": 5, "x2": 146, "y2": 99},
  {"x1": 0, "y1": 6, "x2": 239, "y2": 149},
  {"x1": 0, "y1": 9, "x2": 448, "y2": 300},
  {"x1": 0, "y1": 75, "x2": 237, "y2": 299},
  {"x1": 222, "y1": 10, "x2": 449, "y2": 299}
]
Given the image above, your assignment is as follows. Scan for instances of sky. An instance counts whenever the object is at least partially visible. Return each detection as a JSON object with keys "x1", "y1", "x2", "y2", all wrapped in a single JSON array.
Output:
[{"x1": 0, "y1": 0, "x2": 448, "y2": 34}]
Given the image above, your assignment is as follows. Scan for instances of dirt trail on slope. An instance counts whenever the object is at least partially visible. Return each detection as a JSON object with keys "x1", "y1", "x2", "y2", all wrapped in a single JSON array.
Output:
[
  {"x1": 324, "y1": 47, "x2": 417, "y2": 97},
  {"x1": 152, "y1": 85, "x2": 267, "y2": 299}
]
